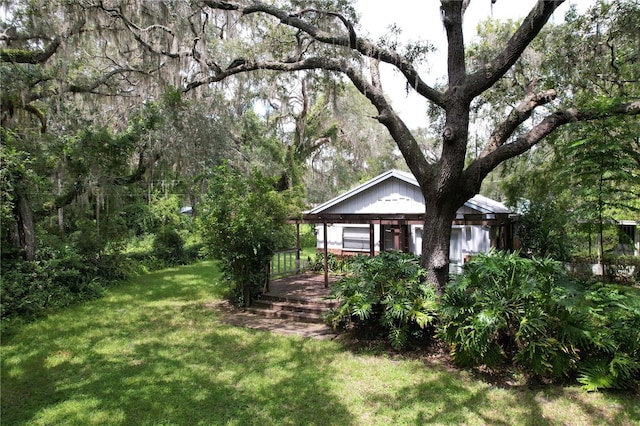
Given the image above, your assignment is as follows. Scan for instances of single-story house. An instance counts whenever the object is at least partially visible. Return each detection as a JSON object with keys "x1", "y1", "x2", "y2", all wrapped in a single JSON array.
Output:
[{"x1": 302, "y1": 169, "x2": 517, "y2": 274}]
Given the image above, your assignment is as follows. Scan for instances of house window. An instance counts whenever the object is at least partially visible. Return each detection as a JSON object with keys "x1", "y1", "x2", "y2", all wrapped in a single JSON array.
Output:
[
  {"x1": 343, "y1": 227, "x2": 370, "y2": 251},
  {"x1": 619, "y1": 224, "x2": 636, "y2": 245}
]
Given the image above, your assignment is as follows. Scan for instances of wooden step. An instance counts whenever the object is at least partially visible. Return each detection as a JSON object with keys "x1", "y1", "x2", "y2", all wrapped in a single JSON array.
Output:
[
  {"x1": 251, "y1": 300, "x2": 319, "y2": 315},
  {"x1": 258, "y1": 293, "x2": 339, "y2": 308},
  {"x1": 244, "y1": 306, "x2": 326, "y2": 323},
  {"x1": 246, "y1": 295, "x2": 338, "y2": 324}
]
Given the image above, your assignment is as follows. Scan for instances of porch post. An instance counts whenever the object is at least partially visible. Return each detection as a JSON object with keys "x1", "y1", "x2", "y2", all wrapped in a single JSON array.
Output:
[
  {"x1": 369, "y1": 223, "x2": 375, "y2": 257},
  {"x1": 295, "y1": 222, "x2": 301, "y2": 273},
  {"x1": 323, "y1": 222, "x2": 329, "y2": 288}
]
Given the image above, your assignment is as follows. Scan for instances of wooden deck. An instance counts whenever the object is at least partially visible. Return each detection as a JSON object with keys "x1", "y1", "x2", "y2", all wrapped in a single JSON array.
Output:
[{"x1": 265, "y1": 273, "x2": 338, "y2": 302}]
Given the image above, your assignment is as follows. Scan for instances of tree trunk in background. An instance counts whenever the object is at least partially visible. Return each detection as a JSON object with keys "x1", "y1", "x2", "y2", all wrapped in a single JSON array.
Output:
[
  {"x1": 14, "y1": 184, "x2": 36, "y2": 261},
  {"x1": 57, "y1": 167, "x2": 64, "y2": 235}
]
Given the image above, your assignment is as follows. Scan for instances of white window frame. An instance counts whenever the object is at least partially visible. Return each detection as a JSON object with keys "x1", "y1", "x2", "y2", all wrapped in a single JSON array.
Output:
[{"x1": 343, "y1": 227, "x2": 370, "y2": 251}]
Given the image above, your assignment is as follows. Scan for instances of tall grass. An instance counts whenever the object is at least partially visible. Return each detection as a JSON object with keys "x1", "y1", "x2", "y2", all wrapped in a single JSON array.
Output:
[{"x1": 2, "y1": 261, "x2": 639, "y2": 425}]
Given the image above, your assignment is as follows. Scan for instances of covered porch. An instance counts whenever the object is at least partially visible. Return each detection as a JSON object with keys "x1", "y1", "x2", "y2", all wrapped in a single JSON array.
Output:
[{"x1": 288, "y1": 211, "x2": 515, "y2": 288}]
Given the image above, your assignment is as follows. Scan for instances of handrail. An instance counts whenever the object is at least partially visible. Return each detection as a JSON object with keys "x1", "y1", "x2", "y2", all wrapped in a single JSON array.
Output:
[{"x1": 269, "y1": 248, "x2": 307, "y2": 279}]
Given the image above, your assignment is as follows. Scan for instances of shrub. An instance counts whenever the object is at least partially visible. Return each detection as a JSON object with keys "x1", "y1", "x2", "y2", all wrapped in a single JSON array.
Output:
[
  {"x1": 0, "y1": 248, "x2": 112, "y2": 320},
  {"x1": 576, "y1": 284, "x2": 640, "y2": 391},
  {"x1": 440, "y1": 250, "x2": 640, "y2": 390},
  {"x1": 308, "y1": 251, "x2": 342, "y2": 273},
  {"x1": 439, "y1": 250, "x2": 590, "y2": 380},
  {"x1": 198, "y1": 164, "x2": 297, "y2": 307},
  {"x1": 326, "y1": 252, "x2": 438, "y2": 349},
  {"x1": 153, "y1": 228, "x2": 185, "y2": 265}
]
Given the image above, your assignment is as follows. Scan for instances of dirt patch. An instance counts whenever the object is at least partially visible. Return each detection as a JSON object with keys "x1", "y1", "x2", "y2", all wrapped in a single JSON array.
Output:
[{"x1": 205, "y1": 300, "x2": 339, "y2": 340}]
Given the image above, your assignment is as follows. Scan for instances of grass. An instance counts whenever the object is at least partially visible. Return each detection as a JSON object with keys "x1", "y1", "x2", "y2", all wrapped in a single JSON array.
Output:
[{"x1": 2, "y1": 261, "x2": 639, "y2": 425}]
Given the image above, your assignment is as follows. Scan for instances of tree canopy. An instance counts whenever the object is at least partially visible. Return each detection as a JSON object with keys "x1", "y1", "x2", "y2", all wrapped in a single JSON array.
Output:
[{"x1": 2, "y1": 0, "x2": 639, "y2": 292}]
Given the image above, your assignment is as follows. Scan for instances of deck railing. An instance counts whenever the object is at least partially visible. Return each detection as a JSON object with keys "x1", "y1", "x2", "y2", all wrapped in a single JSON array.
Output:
[{"x1": 269, "y1": 249, "x2": 307, "y2": 279}]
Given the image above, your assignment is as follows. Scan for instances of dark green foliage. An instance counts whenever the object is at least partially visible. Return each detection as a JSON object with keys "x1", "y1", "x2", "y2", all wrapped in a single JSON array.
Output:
[
  {"x1": 308, "y1": 251, "x2": 343, "y2": 273},
  {"x1": 516, "y1": 199, "x2": 571, "y2": 261},
  {"x1": 198, "y1": 163, "x2": 297, "y2": 307},
  {"x1": 0, "y1": 246, "x2": 131, "y2": 320},
  {"x1": 153, "y1": 228, "x2": 185, "y2": 265},
  {"x1": 440, "y1": 251, "x2": 589, "y2": 378},
  {"x1": 576, "y1": 285, "x2": 640, "y2": 391},
  {"x1": 326, "y1": 252, "x2": 438, "y2": 349},
  {"x1": 440, "y1": 251, "x2": 640, "y2": 390}
]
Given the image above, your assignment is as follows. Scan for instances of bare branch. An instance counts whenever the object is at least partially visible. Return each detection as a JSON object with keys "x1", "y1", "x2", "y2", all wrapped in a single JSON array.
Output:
[
  {"x1": 292, "y1": 8, "x2": 357, "y2": 48},
  {"x1": 98, "y1": 3, "x2": 183, "y2": 59},
  {"x1": 479, "y1": 88, "x2": 557, "y2": 158},
  {"x1": 464, "y1": 100, "x2": 640, "y2": 191},
  {"x1": 184, "y1": 57, "x2": 331, "y2": 91},
  {"x1": 465, "y1": 0, "x2": 565, "y2": 100}
]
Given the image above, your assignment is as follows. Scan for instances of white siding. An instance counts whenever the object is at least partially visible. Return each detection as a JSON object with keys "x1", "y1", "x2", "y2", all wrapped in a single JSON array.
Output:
[
  {"x1": 323, "y1": 177, "x2": 424, "y2": 214},
  {"x1": 461, "y1": 225, "x2": 491, "y2": 255},
  {"x1": 319, "y1": 223, "x2": 492, "y2": 262}
]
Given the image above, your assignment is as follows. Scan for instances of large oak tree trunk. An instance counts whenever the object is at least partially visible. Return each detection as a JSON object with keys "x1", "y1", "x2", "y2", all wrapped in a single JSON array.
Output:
[{"x1": 421, "y1": 203, "x2": 456, "y2": 294}]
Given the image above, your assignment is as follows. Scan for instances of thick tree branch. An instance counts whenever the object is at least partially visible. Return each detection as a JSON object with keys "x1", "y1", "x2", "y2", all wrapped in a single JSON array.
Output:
[
  {"x1": 465, "y1": 0, "x2": 565, "y2": 99},
  {"x1": 2, "y1": 67, "x2": 146, "y2": 134},
  {"x1": 184, "y1": 57, "x2": 336, "y2": 91},
  {"x1": 0, "y1": 38, "x2": 61, "y2": 64},
  {"x1": 370, "y1": 58, "x2": 382, "y2": 90},
  {"x1": 23, "y1": 104, "x2": 47, "y2": 134},
  {"x1": 479, "y1": 88, "x2": 557, "y2": 158},
  {"x1": 201, "y1": 0, "x2": 446, "y2": 107},
  {"x1": 342, "y1": 63, "x2": 434, "y2": 186},
  {"x1": 1, "y1": 17, "x2": 85, "y2": 64},
  {"x1": 464, "y1": 100, "x2": 640, "y2": 192},
  {"x1": 440, "y1": 0, "x2": 466, "y2": 87}
]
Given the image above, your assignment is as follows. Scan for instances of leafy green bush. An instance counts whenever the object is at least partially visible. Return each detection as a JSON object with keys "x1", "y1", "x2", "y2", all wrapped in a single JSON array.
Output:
[
  {"x1": 326, "y1": 252, "x2": 438, "y2": 349},
  {"x1": 439, "y1": 251, "x2": 589, "y2": 380},
  {"x1": 576, "y1": 285, "x2": 640, "y2": 391},
  {"x1": 198, "y1": 164, "x2": 297, "y2": 307},
  {"x1": 308, "y1": 251, "x2": 343, "y2": 273},
  {"x1": 440, "y1": 250, "x2": 640, "y2": 390},
  {"x1": 153, "y1": 228, "x2": 185, "y2": 265},
  {"x1": 516, "y1": 198, "x2": 572, "y2": 261},
  {"x1": 0, "y1": 248, "x2": 112, "y2": 320}
]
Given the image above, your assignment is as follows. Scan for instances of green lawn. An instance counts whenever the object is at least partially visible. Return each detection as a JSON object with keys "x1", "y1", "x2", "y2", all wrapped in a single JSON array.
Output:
[{"x1": 2, "y1": 261, "x2": 638, "y2": 425}]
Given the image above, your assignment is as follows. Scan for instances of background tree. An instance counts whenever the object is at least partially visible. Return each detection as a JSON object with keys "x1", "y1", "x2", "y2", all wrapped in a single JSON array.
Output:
[{"x1": 500, "y1": 1, "x2": 640, "y2": 263}]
